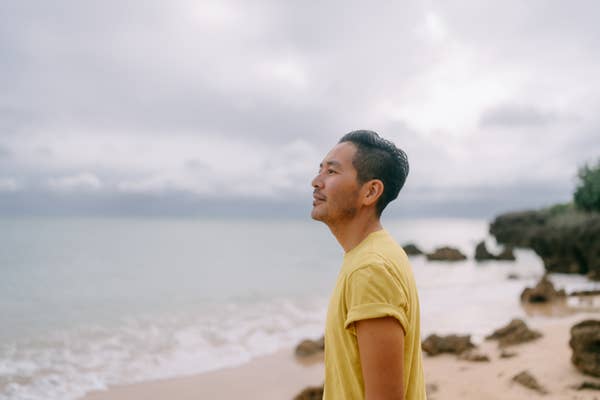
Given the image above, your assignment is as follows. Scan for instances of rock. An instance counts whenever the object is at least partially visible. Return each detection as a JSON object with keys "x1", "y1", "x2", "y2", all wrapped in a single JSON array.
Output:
[
  {"x1": 569, "y1": 320, "x2": 600, "y2": 377},
  {"x1": 421, "y1": 334, "x2": 475, "y2": 356},
  {"x1": 570, "y1": 289, "x2": 600, "y2": 296},
  {"x1": 475, "y1": 241, "x2": 516, "y2": 261},
  {"x1": 512, "y1": 370, "x2": 548, "y2": 394},
  {"x1": 475, "y1": 241, "x2": 495, "y2": 260},
  {"x1": 486, "y1": 319, "x2": 542, "y2": 347},
  {"x1": 490, "y1": 210, "x2": 548, "y2": 247},
  {"x1": 426, "y1": 247, "x2": 467, "y2": 261},
  {"x1": 496, "y1": 246, "x2": 516, "y2": 261},
  {"x1": 295, "y1": 337, "x2": 324, "y2": 357},
  {"x1": 574, "y1": 381, "x2": 600, "y2": 391},
  {"x1": 500, "y1": 349, "x2": 517, "y2": 358},
  {"x1": 489, "y1": 209, "x2": 600, "y2": 278},
  {"x1": 458, "y1": 350, "x2": 490, "y2": 362},
  {"x1": 529, "y1": 213, "x2": 600, "y2": 276},
  {"x1": 403, "y1": 243, "x2": 423, "y2": 255},
  {"x1": 520, "y1": 275, "x2": 567, "y2": 303},
  {"x1": 294, "y1": 385, "x2": 324, "y2": 400}
]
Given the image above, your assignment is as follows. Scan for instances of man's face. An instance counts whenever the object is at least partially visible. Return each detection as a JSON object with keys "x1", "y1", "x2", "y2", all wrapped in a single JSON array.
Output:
[{"x1": 311, "y1": 142, "x2": 362, "y2": 224}]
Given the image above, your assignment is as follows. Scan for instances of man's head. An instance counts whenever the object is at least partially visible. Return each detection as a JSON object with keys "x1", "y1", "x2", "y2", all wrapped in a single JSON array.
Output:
[
  {"x1": 311, "y1": 130, "x2": 409, "y2": 224},
  {"x1": 338, "y1": 130, "x2": 409, "y2": 217}
]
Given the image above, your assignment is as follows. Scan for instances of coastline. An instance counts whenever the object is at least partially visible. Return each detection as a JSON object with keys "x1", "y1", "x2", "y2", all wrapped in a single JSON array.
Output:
[
  {"x1": 80, "y1": 349, "x2": 324, "y2": 400},
  {"x1": 81, "y1": 312, "x2": 600, "y2": 400}
]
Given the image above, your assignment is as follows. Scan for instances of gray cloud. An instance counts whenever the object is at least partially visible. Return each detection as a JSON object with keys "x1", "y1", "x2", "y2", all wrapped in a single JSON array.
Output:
[{"x1": 479, "y1": 104, "x2": 559, "y2": 127}]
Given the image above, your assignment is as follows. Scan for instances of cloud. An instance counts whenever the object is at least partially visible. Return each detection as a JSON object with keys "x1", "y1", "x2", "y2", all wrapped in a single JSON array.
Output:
[
  {"x1": 47, "y1": 173, "x2": 103, "y2": 192},
  {"x1": 479, "y1": 104, "x2": 559, "y2": 127},
  {"x1": 0, "y1": 177, "x2": 20, "y2": 192}
]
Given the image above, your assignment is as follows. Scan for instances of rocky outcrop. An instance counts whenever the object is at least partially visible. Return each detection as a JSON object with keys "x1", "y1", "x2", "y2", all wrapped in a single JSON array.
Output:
[
  {"x1": 570, "y1": 320, "x2": 600, "y2": 377},
  {"x1": 520, "y1": 275, "x2": 566, "y2": 303},
  {"x1": 529, "y1": 214, "x2": 600, "y2": 278},
  {"x1": 426, "y1": 247, "x2": 467, "y2": 261},
  {"x1": 512, "y1": 370, "x2": 548, "y2": 394},
  {"x1": 403, "y1": 243, "x2": 423, "y2": 255},
  {"x1": 474, "y1": 241, "x2": 516, "y2": 261},
  {"x1": 486, "y1": 319, "x2": 542, "y2": 347},
  {"x1": 458, "y1": 350, "x2": 490, "y2": 362},
  {"x1": 295, "y1": 337, "x2": 324, "y2": 357},
  {"x1": 294, "y1": 385, "x2": 323, "y2": 400},
  {"x1": 490, "y1": 209, "x2": 600, "y2": 278},
  {"x1": 490, "y1": 210, "x2": 548, "y2": 247},
  {"x1": 421, "y1": 334, "x2": 475, "y2": 355}
]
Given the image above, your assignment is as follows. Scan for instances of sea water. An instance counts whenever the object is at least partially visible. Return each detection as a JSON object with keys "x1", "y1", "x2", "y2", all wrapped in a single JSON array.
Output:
[{"x1": 0, "y1": 217, "x2": 597, "y2": 400}]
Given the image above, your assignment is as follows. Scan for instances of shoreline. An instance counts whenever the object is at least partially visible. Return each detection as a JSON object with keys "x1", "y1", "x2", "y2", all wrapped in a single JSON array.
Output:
[
  {"x1": 81, "y1": 349, "x2": 324, "y2": 400},
  {"x1": 81, "y1": 312, "x2": 600, "y2": 400}
]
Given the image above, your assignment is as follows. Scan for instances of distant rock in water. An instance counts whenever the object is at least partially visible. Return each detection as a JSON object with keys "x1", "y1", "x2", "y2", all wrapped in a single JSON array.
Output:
[
  {"x1": 520, "y1": 275, "x2": 566, "y2": 303},
  {"x1": 294, "y1": 385, "x2": 324, "y2": 400},
  {"x1": 426, "y1": 246, "x2": 467, "y2": 261},
  {"x1": 474, "y1": 241, "x2": 516, "y2": 261},
  {"x1": 421, "y1": 334, "x2": 475, "y2": 356},
  {"x1": 403, "y1": 243, "x2": 423, "y2": 255},
  {"x1": 496, "y1": 246, "x2": 516, "y2": 261},
  {"x1": 489, "y1": 208, "x2": 600, "y2": 279},
  {"x1": 474, "y1": 241, "x2": 495, "y2": 260},
  {"x1": 295, "y1": 337, "x2": 324, "y2": 357},
  {"x1": 512, "y1": 370, "x2": 548, "y2": 394},
  {"x1": 486, "y1": 318, "x2": 542, "y2": 347},
  {"x1": 570, "y1": 320, "x2": 600, "y2": 377}
]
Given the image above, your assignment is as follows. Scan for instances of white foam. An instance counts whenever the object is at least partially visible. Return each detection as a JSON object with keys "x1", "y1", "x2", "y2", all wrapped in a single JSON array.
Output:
[{"x1": 0, "y1": 295, "x2": 328, "y2": 400}]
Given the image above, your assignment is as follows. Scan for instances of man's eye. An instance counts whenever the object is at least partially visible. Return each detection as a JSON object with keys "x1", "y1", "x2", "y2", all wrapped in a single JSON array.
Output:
[{"x1": 327, "y1": 169, "x2": 336, "y2": 174}]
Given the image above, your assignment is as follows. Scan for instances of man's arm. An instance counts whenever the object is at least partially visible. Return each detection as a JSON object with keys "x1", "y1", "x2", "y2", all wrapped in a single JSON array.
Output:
[{"x1": 356, "y1": 316, "x2": 405, "y2": 400}]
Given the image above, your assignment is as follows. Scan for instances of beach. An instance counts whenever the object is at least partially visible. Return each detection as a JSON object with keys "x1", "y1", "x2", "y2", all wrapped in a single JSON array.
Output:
[{"x1": 80, "y1": 312, "x2": 600, "y2": 400}]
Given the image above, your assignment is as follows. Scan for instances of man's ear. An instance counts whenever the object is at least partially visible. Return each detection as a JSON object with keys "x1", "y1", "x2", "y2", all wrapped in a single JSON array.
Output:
[{"x1": 362, "y1": 179, "x2": 384, "y2": 207}]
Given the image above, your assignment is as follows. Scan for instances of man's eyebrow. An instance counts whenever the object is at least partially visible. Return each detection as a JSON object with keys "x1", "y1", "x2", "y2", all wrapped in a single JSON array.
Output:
[{"x1": 319, "y1": 160, "x2": 342, "y2": 168}]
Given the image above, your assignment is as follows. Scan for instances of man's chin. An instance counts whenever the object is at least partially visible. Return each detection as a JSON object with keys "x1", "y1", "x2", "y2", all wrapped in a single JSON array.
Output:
[{"x1": 310, "y1": 208, "x2": 325, "y2": 221}]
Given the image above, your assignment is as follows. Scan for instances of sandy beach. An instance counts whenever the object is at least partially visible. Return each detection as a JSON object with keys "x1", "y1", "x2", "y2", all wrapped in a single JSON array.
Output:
[{"x1": 81, "y1": 312, "x2": 600, "y2": 400}]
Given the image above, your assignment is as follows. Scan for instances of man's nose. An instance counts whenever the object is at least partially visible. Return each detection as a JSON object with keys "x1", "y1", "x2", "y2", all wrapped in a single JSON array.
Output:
[{"x1": 312, "y1": 173, "x2": 323, "y2": 189}]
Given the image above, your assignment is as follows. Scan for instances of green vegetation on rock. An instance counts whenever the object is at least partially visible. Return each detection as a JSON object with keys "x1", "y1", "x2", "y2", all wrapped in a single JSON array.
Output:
[{"x1": 574, "y1": 159, "x2": 600, "y2": 212}]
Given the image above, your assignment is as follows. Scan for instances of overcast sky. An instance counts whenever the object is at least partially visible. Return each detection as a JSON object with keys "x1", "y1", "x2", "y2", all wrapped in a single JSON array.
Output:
[{"x1": 1, "y1": 0, "x2": 599, "y2": 218}]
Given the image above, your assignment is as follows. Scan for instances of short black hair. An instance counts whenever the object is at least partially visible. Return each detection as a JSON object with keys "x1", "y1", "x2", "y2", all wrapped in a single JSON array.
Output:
[{"x1": 339, "y1": 130, "x2": 409, "y2": 216}]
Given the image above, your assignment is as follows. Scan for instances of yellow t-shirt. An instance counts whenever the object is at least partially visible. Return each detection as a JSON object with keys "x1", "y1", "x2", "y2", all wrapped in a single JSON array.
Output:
[{"x1": 323, "y1": 229, "x2": 426, "y2": 400}]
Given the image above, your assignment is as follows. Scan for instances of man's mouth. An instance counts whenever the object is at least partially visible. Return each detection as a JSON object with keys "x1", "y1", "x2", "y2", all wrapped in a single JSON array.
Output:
[{"x1": 313, "y1": 192, "x2": 326, "y2": 205}]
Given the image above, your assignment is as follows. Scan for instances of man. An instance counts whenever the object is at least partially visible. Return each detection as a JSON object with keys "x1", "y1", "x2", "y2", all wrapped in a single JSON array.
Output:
[{"x1": 311, "y1": 130, "x2": 426, "y2": 400}]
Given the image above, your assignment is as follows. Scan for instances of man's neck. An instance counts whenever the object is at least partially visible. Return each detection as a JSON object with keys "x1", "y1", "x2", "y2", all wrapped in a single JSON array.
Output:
[{"x1": 329, "y1": 213, "x2": 383, "y2": 253}]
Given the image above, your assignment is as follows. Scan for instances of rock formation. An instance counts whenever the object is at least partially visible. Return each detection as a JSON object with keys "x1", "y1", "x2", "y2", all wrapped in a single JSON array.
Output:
[
  {"x1": 490, "y1": 209, "x2": 600, "y2": 279},
  {"x1": 403, "y1": 243, "x2": 423, "y2": 255},
  {"x1": 520, "y1": 275, "x2": 566, "y2": 303},
  {"x1": 421, "y1": 334, "x2": 475, "y2": 355},
  {"x1": 295, "y1": 337, "x2": 324, "y2": 357},
  {"x1": 485, "y1": 319, "x2": 542, "y2": 347},
  {"x1": 570, "y1": 320, "x2": 600, "y2": 377},
  {"x1": 294, "y1": 385, "x2": 324, "y2": 400},
  {"x1": 512, "y1": 370, "x2": 548, "y2": 394},
  {"x1": 474, "y1": 241, "x2": 516, "y2": 261},
  {"x1": 426, "y1": 247, "x2": 467, "y2": 261}
]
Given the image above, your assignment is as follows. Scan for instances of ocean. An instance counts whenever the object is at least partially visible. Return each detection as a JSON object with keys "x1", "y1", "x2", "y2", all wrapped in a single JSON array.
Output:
[{"x1": 0, "y1": 217, "x2": 597, "y2": 400}]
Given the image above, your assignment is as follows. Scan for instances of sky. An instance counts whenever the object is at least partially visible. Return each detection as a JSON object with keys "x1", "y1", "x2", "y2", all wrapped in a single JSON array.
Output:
[{"x1": 1, "y1": 0, "x2": 599, "y2": 218}]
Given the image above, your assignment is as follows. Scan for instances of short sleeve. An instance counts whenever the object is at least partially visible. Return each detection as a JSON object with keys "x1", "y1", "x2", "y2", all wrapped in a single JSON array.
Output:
[{"x1": 344, "y1": 264, "x2": 409, "y2": 336}]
